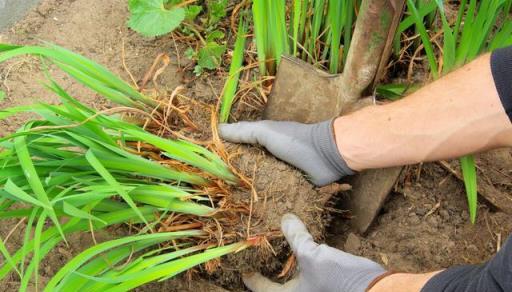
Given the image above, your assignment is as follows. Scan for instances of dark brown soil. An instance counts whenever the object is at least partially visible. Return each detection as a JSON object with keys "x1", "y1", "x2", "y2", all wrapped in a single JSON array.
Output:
[
  {"x1": 1, "y1": 0, "x2": 511, "y2": 291},
  {"x1": 329, "y1": 157, "x2": 512, "y2": 273}
]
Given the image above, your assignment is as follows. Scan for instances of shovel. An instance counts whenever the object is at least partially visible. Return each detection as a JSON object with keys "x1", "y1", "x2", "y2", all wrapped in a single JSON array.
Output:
[{"x1": 264, "y1": 0, "x2": 406, "y2": 234}]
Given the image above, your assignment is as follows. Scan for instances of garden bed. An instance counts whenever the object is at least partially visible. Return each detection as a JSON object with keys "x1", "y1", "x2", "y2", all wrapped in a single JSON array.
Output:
[{"x1": 0, "y1": 0, "x2": 511, "y2": 291}]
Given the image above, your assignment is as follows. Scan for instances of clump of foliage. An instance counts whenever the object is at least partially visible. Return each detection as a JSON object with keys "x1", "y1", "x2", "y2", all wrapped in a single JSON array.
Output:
[
  {"x1": 0, "y1": 43, "x2": 252, "y2": 291},
  {"x1": 184, "y1": 0, "x2": 229, "y2": 75},
  {"x1": 128, "y1": 0, "x2": 230, "y2": 75},
  {"x1": 252, "y1": 0, "x2": 357, "y2": 75}
]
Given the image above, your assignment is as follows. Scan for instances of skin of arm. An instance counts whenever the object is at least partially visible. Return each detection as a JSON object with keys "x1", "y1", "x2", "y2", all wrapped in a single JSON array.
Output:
[
  {"x1": 335, "y1": 53, "x2": 512, "y2": 171},
  {"x1": 369, "y1": 271, "x2": 442, "y2": 292},
  {"x1": 336, "y1": 53, "x2": 511, "y2": 290}
]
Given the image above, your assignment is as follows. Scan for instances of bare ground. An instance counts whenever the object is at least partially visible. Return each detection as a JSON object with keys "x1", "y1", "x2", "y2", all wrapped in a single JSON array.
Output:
[{"x1": 0, "y1": 0, "x2": 511, "y2": 291}]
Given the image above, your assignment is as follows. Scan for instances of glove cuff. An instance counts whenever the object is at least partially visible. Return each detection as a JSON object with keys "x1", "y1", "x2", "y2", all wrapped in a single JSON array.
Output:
[{"x1": 313, "y1": 120, "x2": 355, "y2": 177}]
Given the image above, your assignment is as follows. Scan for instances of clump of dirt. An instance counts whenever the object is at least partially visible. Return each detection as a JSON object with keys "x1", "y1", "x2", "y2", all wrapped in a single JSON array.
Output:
[{"x1": 206, "y1": 143, "x2": 339, "y2": 288}]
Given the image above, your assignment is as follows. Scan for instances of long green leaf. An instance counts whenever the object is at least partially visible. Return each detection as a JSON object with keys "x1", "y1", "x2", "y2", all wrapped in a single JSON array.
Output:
[
  {"x1": 4, "y1": 180, "x2": 50, "y2": 209},
  {"x1": 406, "y1": 0, "x2": 439, "y2": 79},
  {"x1": 0, "y1": 236, "x2": 21, "y2": 278},
  {"x1": 220, "y1": 16, "x2": 248, "y2": 123},
  {"x1": 460, "y1": 155, "x2": 478, "y2": 224},
  {"x1": 435, "y1": 0, "x2": 455, "y2": 73},
  {"x1": 84, "y1": 150, "x2": 148, "y2": 227},
  {"x1": 14, "y1": 133, "x2": 66, "y2": 242},
  {"x1": 62, "y1": 202, "x2": 106, "y2": 224},
  {"x1": 45, "y1": 231, "x2": 203, "y2": 291},
  {"x1": 104, "y1": 242, "x2": 248, "y2": 292}
]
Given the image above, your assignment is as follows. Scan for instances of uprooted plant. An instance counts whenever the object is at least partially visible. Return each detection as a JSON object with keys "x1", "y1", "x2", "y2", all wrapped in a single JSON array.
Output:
[{"x1": 0, "y1": 43, "x2": 264, "y2": 291}]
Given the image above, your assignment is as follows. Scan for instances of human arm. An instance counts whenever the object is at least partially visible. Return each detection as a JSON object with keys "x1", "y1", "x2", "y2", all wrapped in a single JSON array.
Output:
[
  {"x1": 220, "y1": 48, "x2": 512, "y2": 185},
  {"x1": 335, "y1": 51, "x2": 512, "y2": 171},
  {"x1": 368, "y1": 272, "x2": 441, "y2": 292}
]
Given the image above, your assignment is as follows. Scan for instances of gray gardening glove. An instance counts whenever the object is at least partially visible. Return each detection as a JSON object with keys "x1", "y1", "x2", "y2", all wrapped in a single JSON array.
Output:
[
  {"x1": 243, "y1": 214, "x2": 387, "y2": 292},
  {"x1": 218, "y1": 120, "x2": 354, "y2": 186}
]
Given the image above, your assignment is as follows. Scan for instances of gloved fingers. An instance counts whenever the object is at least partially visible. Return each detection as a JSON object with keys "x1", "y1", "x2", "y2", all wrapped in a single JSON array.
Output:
[
  {"x1": 281, "y1": 213, "x2": 319, "y2": 258},
  {"x1": 242, "y1": 272, "x2": 297, "y2": 292},
  {"x1": 218, "y1": 122, "x2": 267, "y2": 145}
]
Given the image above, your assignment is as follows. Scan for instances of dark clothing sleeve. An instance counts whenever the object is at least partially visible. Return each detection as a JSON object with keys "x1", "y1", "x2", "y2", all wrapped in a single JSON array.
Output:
[
  {"x1": 491, "y1": 46, "x2": 512, "y2": 122},
  {"x1": 421, "y1": 235, "x2": 512, "y2": 292}
]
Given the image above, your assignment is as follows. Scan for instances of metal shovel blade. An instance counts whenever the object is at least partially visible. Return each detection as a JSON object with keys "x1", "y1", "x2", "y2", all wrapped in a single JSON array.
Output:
[{"x1": 263, "y1": 56, "x2": 343, "y2": 123}]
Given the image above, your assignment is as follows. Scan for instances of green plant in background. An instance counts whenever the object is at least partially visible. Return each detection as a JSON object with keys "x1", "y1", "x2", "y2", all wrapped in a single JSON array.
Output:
[
  {"x1": 252, "y1": 0, "x2": 289, "y2": 75},
  {"x1": 252, "y1": 0, "x2": 358, "y2": 75},
  {"x1": 407, "y1": 0, "x2": 512, "y2": 223},
  {"x1": 220, "y1": 15, "x2": 248, "y2": 123},
  {"x1": 128, "y1": 0, "x2": 229, "y2": 75},
  {"x1": 0, "y1": 43, "x2": 248, "y2": 291},
  {"x1": 128, "y1": 0, "x2": 195, "y2": 37},
  {"x1": 184, "y1": 0, "x2": 230, "y2": 75},
  {"x1": 185, "y1": 30, "x2": 227, "y2": 76}
]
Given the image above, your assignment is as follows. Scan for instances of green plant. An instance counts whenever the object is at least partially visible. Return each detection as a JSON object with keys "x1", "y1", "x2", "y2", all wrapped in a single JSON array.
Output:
[
  {"x1": 128, "y1": 0, "x2": 192, "y2": 37},
  {"x1": 219, "y1": 15, "x2": 248, "y2": 122},
  {"x1": 251, "y1": 0, "x2": 357, "y2": 75},
  {"x1": 0, "y1": 43, "x2": 251, "y2": 291},
  {"x1": 183, "y1": 0, "x2": 231, "y2": 75},
  {"x1": 376, "y1": 83, "x2": 419, "y2": 101},
  {"x1": 128, "y1": 0, "x2": 230, "y2": 75},
  {"x1": 185, "y1": 30, "x2": 227, "y2": 76},
  {"x1": 407, "y1": 0, "x2": 512, "y2": 223},
  {"x1": 252, "y1": 0, "x2": 289, "y2": 75},
  {"x1": 207, "y1": 0, "x2": 229, "y2": 27}
]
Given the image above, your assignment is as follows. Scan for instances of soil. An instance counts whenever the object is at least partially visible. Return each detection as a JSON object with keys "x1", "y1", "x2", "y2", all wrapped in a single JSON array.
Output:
[{"x1": 0, "y1": 0, "x2": 511, "y2": 291}]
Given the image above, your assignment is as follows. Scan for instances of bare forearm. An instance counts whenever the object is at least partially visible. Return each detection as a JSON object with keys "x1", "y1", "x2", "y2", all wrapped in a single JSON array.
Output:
[
  {"x1": 369, "y1": 271, "x2": 442, "y2": 292},
  {"x1": 335, "y1": 54, "x2": 512, "y2": 171}
]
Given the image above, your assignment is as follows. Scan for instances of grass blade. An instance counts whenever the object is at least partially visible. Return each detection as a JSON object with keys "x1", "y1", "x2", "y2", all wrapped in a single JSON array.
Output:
[
  {"x1": 292, "y1": 0, "x2": 303, "y2": 56},
  {"x1": 0, "y1": 236, "x2": 21, "y2": 278},
  {"x1": 220, "y1": 16, "x2": 248, "y2": 123},
  {"x1": 62, "y1": 202, "x2": 106, "y2": 224},
  {"x1": 45, "y1": 231, "x2": 203, "y2": 291},
  {"x1": 460, "y1": 155, "x2": 478, "y2": 224},
  {"x1": 435, "y1": 0, "x2": 455, "y2": 73},
  {"x1": 406, "y1": 0, "x2": 439, "y2": 79},
  {"x1": 14, "y1": 133, "x2": 66, "y2": 243},
  {"x1": 252, "y1": 0, "x2": 268, "y2": 74},
  {"x1": 103, "y1": 242, "x2": 249, "y2": 292},
  {"x1": 4, "y1": 180, "x2": 50, "y2": 209},
  {"x1": 84, "y1": 150, "x2": 148, "y2": 227}
]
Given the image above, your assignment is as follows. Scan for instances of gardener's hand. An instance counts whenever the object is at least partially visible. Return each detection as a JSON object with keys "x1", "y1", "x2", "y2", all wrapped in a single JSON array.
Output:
[
  {"x1": 242, "y1": 213, "x2": 387, "y2": 292},
  {"x1": 218, "y1": 120, "x2": 354, "y2": 186}
]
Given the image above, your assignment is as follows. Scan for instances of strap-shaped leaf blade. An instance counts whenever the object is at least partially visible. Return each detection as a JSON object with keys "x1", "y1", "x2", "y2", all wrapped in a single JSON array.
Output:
[
  {"x1": 85, "y1": 150, "x2": 149, "y2": 227},
  {"x1": 14, "y1": 134, "x2": 66, "y2": 242}
]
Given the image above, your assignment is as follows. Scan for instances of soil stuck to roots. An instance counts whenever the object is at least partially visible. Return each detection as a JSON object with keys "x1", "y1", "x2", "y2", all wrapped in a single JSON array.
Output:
[{"x1": 209, "y1": 144, "x2": 339, "y2": 288}]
